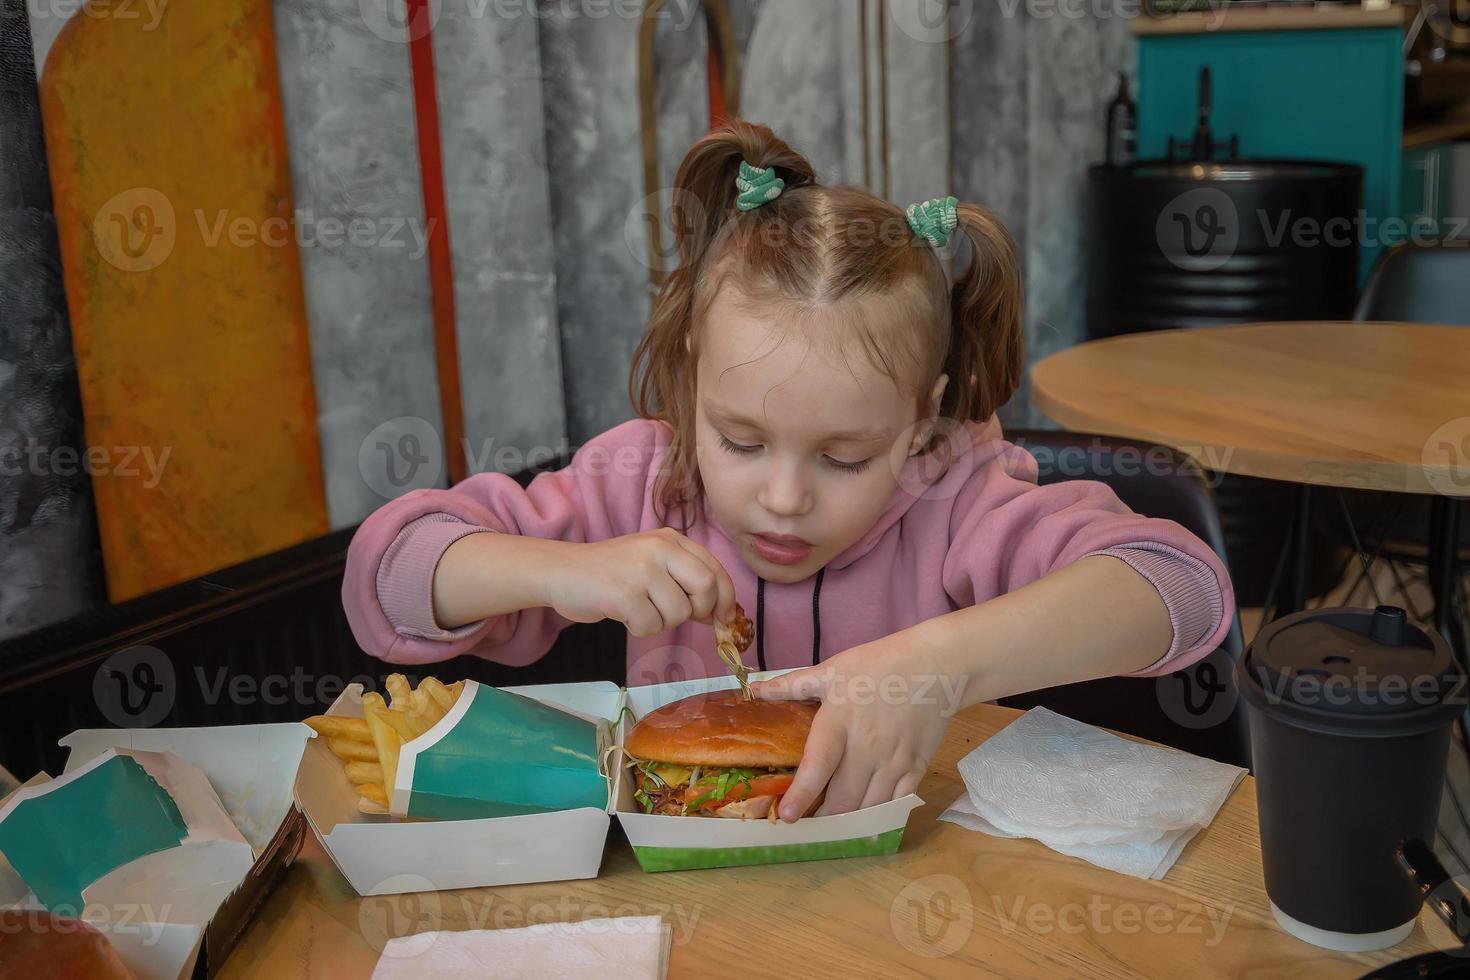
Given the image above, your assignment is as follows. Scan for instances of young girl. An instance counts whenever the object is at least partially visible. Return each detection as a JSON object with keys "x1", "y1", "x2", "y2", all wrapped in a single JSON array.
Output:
[{"x1": 344, "y1": 120, "x2": 1234, "y2": 824}]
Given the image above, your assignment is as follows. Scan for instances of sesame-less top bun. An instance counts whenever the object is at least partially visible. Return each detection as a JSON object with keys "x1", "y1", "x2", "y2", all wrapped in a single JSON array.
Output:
[{"x1": 624, "y1": 689, "x2": 818, "y2": 768}]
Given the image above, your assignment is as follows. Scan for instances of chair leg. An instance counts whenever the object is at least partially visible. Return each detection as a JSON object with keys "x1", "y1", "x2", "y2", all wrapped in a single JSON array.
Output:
[
  {"x1": 1333, "y1": 489, "x2": 1385, "y2": 608},
  {"x1": 1387, "y1": 558, "x2": 1425, "y2": 622},
  {"x1": 1430, "y1": 497, "x2": 1464, "y2": 656}
]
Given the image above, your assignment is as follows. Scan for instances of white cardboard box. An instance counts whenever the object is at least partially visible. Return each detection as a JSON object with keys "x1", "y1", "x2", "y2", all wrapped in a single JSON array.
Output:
[
  {"x1": 293, "y1": 680, "x2": 622, "y2": 896},
  {"x1": 0, "y1": 722, "x2": 309, "y2": 980},
  {"x1": 615, "y1": 672, "x2": 924, "y2": 872},
  {"x1": 296, "y1": 672, "x2": 924, "y2": 891}
]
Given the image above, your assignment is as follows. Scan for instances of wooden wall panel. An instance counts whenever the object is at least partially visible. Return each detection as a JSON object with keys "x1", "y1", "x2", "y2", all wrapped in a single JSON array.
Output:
[{"x1": 40, "y1": 0, "x2": 327, "y2": 600}]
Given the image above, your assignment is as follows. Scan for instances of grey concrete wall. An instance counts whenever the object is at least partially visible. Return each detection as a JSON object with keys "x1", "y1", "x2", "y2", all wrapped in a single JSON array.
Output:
[
  {"x1": 0, "y1": 1, "x2": 104, "y2": 639},
  {"x1": 433, "y1": 3, "x2": 567, "y2": 470},
  {"x1": 273, "y1": 0, "x2": 446, "y2": 526},
  {"x1": 951, "y1": 1, "x2": 1134, "y2": 427}
]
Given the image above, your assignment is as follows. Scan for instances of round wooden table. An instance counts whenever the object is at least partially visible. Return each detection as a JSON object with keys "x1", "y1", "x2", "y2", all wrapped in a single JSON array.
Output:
[
  {"x1": 1031, "y1": 321, "x2": 1469, "y2": 646},
  {"x1": 1032, "y1": 322, "x2": 1469, "y2": 497}
]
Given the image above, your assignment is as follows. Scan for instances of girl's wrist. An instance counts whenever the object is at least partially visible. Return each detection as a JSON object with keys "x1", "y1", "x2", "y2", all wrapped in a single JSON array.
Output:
[{"x1": 907, "y1": 605, "x2": 993, "y2": 714}]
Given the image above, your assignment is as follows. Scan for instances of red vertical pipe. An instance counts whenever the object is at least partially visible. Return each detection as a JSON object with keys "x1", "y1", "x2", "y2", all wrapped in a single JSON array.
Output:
[{"x1": 406, "y1": 0, "x2": 467, "y2": 484}]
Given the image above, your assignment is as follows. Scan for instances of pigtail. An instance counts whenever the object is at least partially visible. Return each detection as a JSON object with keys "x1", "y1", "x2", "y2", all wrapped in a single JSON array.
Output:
[
  {"x1": 943, "y1": 204, "x2": 1024, "y2": 423},
  {"x1": 629, "y1": 119, "x2": 818, "y2": 524}
]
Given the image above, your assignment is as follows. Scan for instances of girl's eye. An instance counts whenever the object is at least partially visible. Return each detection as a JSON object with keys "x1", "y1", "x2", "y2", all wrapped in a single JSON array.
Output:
[
  {"x1": 718, "y1": 435, "x2": 760, "y2": 456},
  {"x1": 825, "y1": 456, "x2": 873, "y2": 474}
]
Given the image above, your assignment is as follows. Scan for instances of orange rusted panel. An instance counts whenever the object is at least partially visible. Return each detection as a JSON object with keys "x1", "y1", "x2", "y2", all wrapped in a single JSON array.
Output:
[{"x1": 41, "y1": 0, "x2": 327, "y2": 601}]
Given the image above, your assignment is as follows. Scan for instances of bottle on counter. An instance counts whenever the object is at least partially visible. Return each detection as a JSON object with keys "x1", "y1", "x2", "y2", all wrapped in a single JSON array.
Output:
[{"x1": 1105, "y1": 72, "x2": 1137, "y2": 167}]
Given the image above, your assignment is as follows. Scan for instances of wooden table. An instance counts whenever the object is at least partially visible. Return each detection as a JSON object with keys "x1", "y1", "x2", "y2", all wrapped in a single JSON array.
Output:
[
  {"x1": 1032, "y1": 321, "x2": 1469, "y2": 637},
  {"x1": 1031, "y1": 322, "x2": 1469, "y2": 498},
  {"x1": 220, "y1": 702, "x2": 1458, "y2": 979}
]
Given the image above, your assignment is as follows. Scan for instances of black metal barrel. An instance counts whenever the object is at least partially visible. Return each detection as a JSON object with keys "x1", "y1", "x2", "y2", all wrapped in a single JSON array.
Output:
[
  {"x1": 1087, "y1": 159, "x2": 1363, "y2": 336},
  {"x1": 1084, "y1": 160, "x2": 1365, "y2": 605}
]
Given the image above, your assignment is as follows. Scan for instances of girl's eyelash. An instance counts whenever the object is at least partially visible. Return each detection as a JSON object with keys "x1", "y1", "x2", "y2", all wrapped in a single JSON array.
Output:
[
  {"x1": 718, "y1": 435, "x2": 760, "y2": 455},
  {"x1": 717, "y1": 434, "x2": 872, "y2": 474}
]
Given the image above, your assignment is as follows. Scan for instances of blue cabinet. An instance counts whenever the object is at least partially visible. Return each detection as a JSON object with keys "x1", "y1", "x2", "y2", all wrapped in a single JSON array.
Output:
[{"x1": 1136, "y1": 21, "x2": 1405, "y2": 283}]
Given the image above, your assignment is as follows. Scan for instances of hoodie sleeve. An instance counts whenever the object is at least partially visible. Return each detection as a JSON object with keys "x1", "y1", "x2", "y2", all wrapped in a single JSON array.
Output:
[
  {"x1": 941, "y1": 440, "x2": 1235, "y2": 677},
  {"x1": 342, "y1": 418, "x2": 667, "y2": 666}
]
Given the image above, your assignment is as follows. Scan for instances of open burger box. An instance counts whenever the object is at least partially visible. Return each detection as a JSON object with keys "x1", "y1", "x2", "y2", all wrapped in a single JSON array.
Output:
[
  {"x1": 293, "y1": 670, "x2": 923, "y2": 893},
  {"x1": 0, "y1": 722, "x2": 310, "y2": 980},
  {"x1": 615, "y1": 672, "x2": 923, "y2": 873}
]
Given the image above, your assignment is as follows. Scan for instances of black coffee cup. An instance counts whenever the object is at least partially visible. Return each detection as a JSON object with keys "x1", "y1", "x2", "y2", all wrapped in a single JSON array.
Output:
[{"x1": 1236, "y1": 605, "x2": 1463, "y2": 951}]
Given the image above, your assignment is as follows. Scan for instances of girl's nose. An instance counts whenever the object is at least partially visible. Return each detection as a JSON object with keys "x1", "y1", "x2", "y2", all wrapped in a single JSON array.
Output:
[{"x1": 756, "y1": 459, "x2": 814, "y2": 518}]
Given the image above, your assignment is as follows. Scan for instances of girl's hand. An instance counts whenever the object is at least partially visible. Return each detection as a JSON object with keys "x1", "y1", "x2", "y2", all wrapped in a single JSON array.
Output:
[
  {"x1": 546, "y1": 528, "x2": 738, "y2": 637},
  {"x1": 750, "y1": 635, "x2": 964, "y2": 821}
]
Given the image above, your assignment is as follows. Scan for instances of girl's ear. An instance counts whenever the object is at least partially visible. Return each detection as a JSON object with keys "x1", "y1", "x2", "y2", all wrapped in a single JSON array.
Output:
[
  {"x1": 927, "y1": 373, "x2": 949, "y2": 416},
  {"x1": 909, "y1": 374, "x2": 950, "y2": 455}
]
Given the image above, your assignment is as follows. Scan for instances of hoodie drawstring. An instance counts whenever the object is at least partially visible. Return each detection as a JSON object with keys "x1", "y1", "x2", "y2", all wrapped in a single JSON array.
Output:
[
  {"x1": 755, "y1": 576, "x2": 768, "y2": 672},
  {"x1": 753, "y1": 570, "x2": 825, "y2": 670},
  {"x1": 810, "y1": 567, "x2": 825, "y2": 666}
]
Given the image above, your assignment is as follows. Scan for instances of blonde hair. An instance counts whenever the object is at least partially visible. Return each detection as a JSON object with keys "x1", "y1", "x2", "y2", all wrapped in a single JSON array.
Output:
[{"x1": 629, "y1": 119, "x2": 1023, "y2": 525}]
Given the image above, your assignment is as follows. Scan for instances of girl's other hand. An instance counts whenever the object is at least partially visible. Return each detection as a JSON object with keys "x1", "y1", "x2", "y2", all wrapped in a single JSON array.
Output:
[
  {"x1": 750, "y1": 634, "x2": 963, "y2": 821},
  {"x1": 548, "y1": 528, "x2": 738, "y2": 637}
]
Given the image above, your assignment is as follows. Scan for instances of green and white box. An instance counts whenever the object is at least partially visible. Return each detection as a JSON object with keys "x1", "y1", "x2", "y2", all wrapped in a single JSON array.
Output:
[
  {"x1": 615, "y1": 671, "x2": 924, "y2": 873},
  {"x1": 294, "y1": 680, "x2": 621, "y2": 896}
]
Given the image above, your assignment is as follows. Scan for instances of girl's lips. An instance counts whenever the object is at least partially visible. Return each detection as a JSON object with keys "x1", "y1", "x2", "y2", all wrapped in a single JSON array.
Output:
[{"x1": 750, "y1": 533, "x2": 813, "y2": 565}]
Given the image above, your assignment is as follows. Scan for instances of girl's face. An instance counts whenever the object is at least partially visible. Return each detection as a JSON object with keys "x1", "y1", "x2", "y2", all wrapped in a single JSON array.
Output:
[{"x1": 694, "y1": 288, "x2": 944, "y2": 584}]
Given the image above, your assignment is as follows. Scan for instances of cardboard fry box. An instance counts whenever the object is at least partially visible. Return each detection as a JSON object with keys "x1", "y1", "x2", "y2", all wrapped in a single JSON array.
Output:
[
  {"x1": 0, "y1": 723, "x2": 310, "y2": 980},
  {"x1": 293, "y1": 680, "x2": 622, "y2": 896},
  {"x1": 615, "y1": 672, "x2": 924, "y2": 873}
]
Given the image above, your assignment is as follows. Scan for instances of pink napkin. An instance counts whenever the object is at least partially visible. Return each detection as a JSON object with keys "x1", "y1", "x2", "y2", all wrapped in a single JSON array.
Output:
[{"x1": 371, "y1": 916, "x2": 671, "y2": 980}]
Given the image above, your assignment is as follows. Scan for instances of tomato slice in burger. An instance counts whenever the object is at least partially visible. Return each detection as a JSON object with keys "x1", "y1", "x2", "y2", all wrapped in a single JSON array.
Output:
[{"x1": 684, "y1": 772, "x2": 796, "y2": 812}]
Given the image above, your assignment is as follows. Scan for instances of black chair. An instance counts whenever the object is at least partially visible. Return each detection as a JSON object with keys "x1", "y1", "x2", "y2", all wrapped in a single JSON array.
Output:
[
  {"x1": 1353, "y1": 241, "x2": 1470, "y2": 326},
  {"x1": 1342, "y1": 243, "x2": 1469, "y2": 631},
  {"x1": 997, "y1": 428, "x2": 1251, "y2": 769}
]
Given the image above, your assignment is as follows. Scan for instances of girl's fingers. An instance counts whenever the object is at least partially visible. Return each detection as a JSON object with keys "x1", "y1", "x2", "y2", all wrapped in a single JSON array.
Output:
[
  {"x1": 750, "y1": 666, "x2": 829, "y2": 702},
  {"x1": 619, "y1": 594, "x2": 665, "y2": 638},
  {"x1": 893, "y1": 769, "x2": 924, "y2": 801},
  {"x1": 664, "y1": 550, "x2": 718, "y2": 624},
  {"x1": 778, "y1": 721, "x2": 843, "y2": 822},
  {"x1": 669, "y1": 535, "x2": 738, "y2": 624},
  {"x1": 643, "y1": 572, "x2": 693, "y2": 635},
  {"x1": 858, "y1": 766, "x2": 911, "y2": 811},
  {"x1": 815, "y1": 749, "x2": 872, "y2": 817}
]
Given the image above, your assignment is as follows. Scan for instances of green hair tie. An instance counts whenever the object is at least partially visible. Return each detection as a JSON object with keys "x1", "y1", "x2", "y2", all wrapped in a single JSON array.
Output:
[
  {"x1": 735, "y1": 160, "x2": 785, "y2": 212},
  {"x1": 906, "y1": 195, "x2": 959, "y2": 247}
]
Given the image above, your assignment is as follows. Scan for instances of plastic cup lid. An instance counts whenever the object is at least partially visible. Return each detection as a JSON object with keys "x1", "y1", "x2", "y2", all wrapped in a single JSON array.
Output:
[{"x1": 1239, "y1": 605, "x2": 1463, "y2": 732}]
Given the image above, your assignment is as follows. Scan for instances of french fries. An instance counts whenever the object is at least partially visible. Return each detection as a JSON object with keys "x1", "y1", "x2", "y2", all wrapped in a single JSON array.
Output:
[{"x1": 304, "y1": 673, "x2": 463, "y2": 811}]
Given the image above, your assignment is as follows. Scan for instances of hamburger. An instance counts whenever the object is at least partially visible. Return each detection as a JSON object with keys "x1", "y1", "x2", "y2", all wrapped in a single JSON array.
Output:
[{"x1": 623, "y1": 690, "x2": 821, "y2": 821}]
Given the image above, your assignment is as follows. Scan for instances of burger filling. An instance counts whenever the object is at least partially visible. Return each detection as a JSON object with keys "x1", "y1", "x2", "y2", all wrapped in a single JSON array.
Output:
[{"x1": 631, "y1": 762, "x2": 797, "y2": 819}]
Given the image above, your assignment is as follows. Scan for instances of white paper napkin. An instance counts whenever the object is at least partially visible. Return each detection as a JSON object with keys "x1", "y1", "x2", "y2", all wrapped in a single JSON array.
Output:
[
  {"x1": 371, "y1": 916, "x2": 672, "y2": 980},
  {"x1": 940, "y1": 707, "x2": 1246, "y2": 880}
]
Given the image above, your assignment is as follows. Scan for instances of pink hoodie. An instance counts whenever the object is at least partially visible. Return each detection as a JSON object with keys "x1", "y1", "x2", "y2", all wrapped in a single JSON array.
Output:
[{"x1": 343, "y1": 417, "x2": 1234, "y2": 686}]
